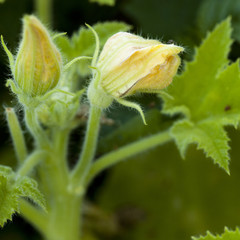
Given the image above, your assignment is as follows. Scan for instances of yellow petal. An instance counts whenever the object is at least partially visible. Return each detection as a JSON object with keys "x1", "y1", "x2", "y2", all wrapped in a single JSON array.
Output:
[
  {"x1": 99, "y1": 39, "x2": 183, "y2": 97},
  {"x1": 125, "y1": 54, "x2": 181, "y2": 96}
]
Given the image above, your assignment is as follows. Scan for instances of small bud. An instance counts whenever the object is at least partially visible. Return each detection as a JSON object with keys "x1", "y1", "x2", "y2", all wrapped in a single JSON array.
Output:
[
  {"x1": 14, "y1": 15, "x2": 62, "y2": 96},
  {"x1": 97, "y1": 32, "x2": 183, "y2": 97}
]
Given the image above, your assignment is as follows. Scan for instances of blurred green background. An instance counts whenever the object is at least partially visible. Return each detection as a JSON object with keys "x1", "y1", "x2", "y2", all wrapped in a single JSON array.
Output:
[{"x1": 1, "y1": 0, "x2": 240, "y2": 239}]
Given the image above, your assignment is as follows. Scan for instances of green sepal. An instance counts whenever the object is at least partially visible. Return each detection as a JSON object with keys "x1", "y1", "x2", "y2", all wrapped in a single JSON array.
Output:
[
  {"x1": 116, "y1": 98, "x2": 147, "y2": 125},
  {"x1": 1, "y1": 35, "x2": 14, "y2": 72}
]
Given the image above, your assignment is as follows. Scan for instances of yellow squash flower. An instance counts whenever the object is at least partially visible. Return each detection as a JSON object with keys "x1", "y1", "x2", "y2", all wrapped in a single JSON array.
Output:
[
  {"x1": 97, "y1": 32, "x2": 183, "y2": 98},
  {"x1": 87, "y1": 31, "x2": 184, "y2": 124}
]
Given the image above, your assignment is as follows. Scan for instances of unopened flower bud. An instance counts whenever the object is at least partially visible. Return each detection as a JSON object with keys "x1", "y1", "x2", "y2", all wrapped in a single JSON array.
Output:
[
  {"x1": 97, "y1": 32, "x2": 183, "y2": 98},
  {"x1": 87, "y1": 31, "x2": 183, "y2": 124},
  {"x1": 14, "y1": 15, "x2": 62, "y2": 96}
]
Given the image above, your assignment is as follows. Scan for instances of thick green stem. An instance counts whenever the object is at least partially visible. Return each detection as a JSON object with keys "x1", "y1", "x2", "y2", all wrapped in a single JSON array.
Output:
[
  {"x1": 46, "y1": 195, "x2": 82, "y2": 240},
  {"x1": 5, "y1": 107, "x2": 27, "y2": 163},
  {"x1": 52, "y1": 128, "x2": 70, "y2": 179},
  {"x1": 85, "y1": 130, "x2": 172, "y2": 185},
  {"x1": 37, "y1": 133, "x2": 69, "y2": 198},
  {"x1": 35, "y1": 0, "x2": 53, "y2": 25},
  {"x1": 71, "y1": 105, "x2": 102, "y2": 188},
  {"x1": 35, "y1": 128, "x2": 81, "y2": 240}
]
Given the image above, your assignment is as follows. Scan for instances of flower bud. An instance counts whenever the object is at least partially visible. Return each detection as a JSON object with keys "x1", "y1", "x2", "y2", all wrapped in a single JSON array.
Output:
[
  {"x1": 14, "y1": 15, "x2": 62, "y2": 96},
  {"x1": 97, "y1": 32, "x2": 183, "y2": 98},
  {"x1": 87, "y1": 31, "x2": 183, "y2": 124}
]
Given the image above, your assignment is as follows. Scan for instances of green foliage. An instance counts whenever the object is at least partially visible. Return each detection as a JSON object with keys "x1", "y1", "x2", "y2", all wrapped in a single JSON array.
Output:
[
  {"x1": 193, "y1": 228, "x2": 240, "y2": 240},
  {"x1": 0, "y1": 0, "x2": 5, "y2": 3},
  {"x1": 89, "y1": 0, "x2": 115, "y2": 6},
  {"x1": 197, "y1": 0, "x2": 240, "y2": 42},
  {"x1": 0, "y1": 165, "x2": 46, "y2": 227},
  {"x1": 171, "y1": 120, "x2": 230, "y2": 172},
  {"x1": 162, "y1": 18, "x2": 240, "y2": 172},
  {"x1": 96, "y1": 127, "x2": 240, "y2": 240},
  {"x1": 55, "y1": 22, "x2": 131, "y2": 77}
]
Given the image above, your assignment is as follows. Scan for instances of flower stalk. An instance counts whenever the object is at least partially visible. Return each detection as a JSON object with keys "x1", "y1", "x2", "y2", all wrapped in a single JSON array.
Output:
[
  {"x1": 35, "y1": 0, "x2": 53, "y2": 25},
  {"x1": 71, "y1": 105, "x2": 102, "y2": 189},
  {"x1": 5, "y1": 107, "x2": 27, "y2": 163},
  {"x1": 84, "y1": 130, "x2": 172, "y2": 186}
]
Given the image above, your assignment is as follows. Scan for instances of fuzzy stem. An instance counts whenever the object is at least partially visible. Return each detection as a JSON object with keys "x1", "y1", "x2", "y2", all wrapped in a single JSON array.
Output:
[
  {"x1": 17, "y1": 150, "x2": 47, "y2": 177},
  {"x1": 46, "y1": 195, "x2": 82, "y2": 240},
  {"x1": 35, "y1": 0, "x2": 53, "y2": 25},
  {"x1": 5, "y1": 107, "x2": 27, "y2": 164},
  {"x1": 41, "y1": 128, "x2": 82, "y2": 240},
  {"x1": 25, "y1": 108, "x2": 50, "y2": 148},
  {"x1": 52, "y1": 128, "x2": 70, "y2": 179},
  {"x1": 85, "y1": 130, "x2": 172, "y2": 185},
  {"x1": 70, "y1": 105, "x2": 102, "y2": 188}
]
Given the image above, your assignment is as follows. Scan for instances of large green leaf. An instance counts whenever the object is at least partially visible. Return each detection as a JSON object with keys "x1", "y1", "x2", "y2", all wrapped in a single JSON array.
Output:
[
  {"x1": 0, "y1": 165, "x2": 46, "y2": 227},
  {"x1": 193, "y1": 228, "x2": 240, "y2": 240},
  {"x1": 162, "y1": 18, "x2": 240, "y2": 172}
]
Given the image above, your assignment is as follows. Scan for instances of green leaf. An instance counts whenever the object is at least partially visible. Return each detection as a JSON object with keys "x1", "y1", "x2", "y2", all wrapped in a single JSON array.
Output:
[
  {"x1": 0, "y1": 174, "x2": 17, "y2": 227},
  {"x1": 162, "y1": 18, "x2": 240, "y2": 171},
  {"x1": 193, "y1": 228, "x2": 240, "y2": 240},
  {"x1": 0, "y1": 165, "x2": 46, "y2": 227},
  {"x1": 172, "y1": 120, "x2": 230, "y2": 172},
  {"x1": 0, "y1": 0, "x2": 5, "y2": 3},
  {"x1": 89, "y1": 0, "x2": 115, "y2": 6},
  {"x1": 17, "y1": 176, "x2": 46, "y2": 210},
  {"x1": 197, "y1": 0, "x2": 240, "y2": 42},
  {"x1": 56, "y1": 21, "x2": 131, "y2": 77}
]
